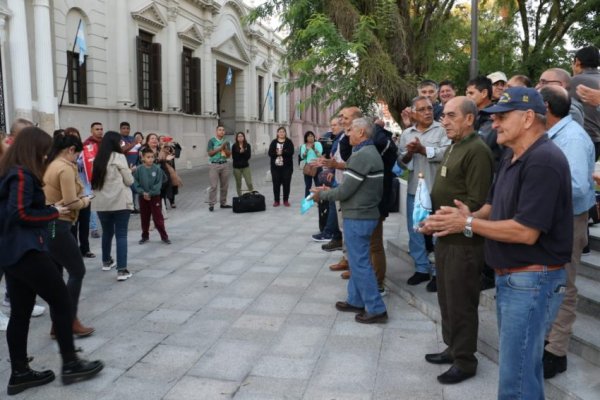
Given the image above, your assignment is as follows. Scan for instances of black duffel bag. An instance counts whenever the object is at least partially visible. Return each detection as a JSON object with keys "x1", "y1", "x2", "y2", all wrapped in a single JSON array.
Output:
[{"x1": 233, "y1": 191, "x2": 266, "y2": 213}]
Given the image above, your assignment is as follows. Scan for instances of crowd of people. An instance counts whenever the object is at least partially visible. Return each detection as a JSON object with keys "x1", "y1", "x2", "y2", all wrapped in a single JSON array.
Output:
[{"x1": 0, "y1": 44, "x2": 599, "y2": 398}]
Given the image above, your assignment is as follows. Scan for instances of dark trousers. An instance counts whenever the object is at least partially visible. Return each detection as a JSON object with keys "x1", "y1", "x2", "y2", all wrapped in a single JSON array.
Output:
[
  {"x1": 2, "y1": 251, "x2": 77, "y2": 369},
  {"x1": 140, "y1": 195, "x2": 169, "y2": 241},
  {"x1": 435, "y1": 241, "x2": 483, "y2": 374},
  {"x1": 71, "y1": 204, "x2": 91, "y2": 254},
  {"x1": 271, "y1": 167, "x2": 293, "y2": 202},
  {"x1": 48, "y1": 220, "x2": 86, "y2": 318},
  {"x1": 369, "y1": 217, "x2": 386, "y2": 286},
  {"x1": 324, "y1": 200, "x2": 341, "y2": 239},
  {"x1": 303, "y1": 171, "x2": 320, "y2": 198}
]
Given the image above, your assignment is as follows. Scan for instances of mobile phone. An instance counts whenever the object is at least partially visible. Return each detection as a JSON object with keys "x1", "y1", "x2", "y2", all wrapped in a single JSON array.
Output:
[{"x1": 87, "y1": 194, "x2": 96, "y2": 200}]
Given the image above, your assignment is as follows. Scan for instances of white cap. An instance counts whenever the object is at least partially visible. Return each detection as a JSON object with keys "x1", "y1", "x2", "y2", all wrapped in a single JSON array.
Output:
[{"x1": 487, "y1": 71, "x2": 508, "y2": 84}]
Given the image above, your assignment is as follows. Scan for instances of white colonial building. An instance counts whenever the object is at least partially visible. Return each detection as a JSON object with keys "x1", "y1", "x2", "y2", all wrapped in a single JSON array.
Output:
[{"x1": 0, "y1": 0, "x2": 335, "y2": 166}]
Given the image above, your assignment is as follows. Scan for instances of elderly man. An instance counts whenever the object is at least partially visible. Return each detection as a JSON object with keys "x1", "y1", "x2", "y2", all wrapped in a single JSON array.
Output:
[
  {"x1": 540, "y1": 86, "x2": 595, "y2": 379},
  {"x1": 424, "y1": 87, "x2": 572, "y2": 400},
  {"x1": 398, "y1": 96, "x2": 450, "y2": 291},
  {"x1": 487, "y1": 71, "x2": 507, "y2": 102},
  {"x1": 312, "y1": 118, "x2": 387, "y2": 324},
  {"x1": 535, "y1": 68, "x2": 585, "y2": 126},
  {"x1": 422, "y1": 97, "x2": 493, "y2": 384}
]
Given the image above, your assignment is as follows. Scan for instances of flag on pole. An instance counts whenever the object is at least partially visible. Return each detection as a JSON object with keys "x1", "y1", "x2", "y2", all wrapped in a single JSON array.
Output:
[
  {"x1": 412, "y1": 173, "x2": 432, "y2": 230},
  {"x1": 75, "y1": 21, "x2": 87, "y2": 66},
  {"x1": 225, "y1": 67, "x2": 233, "y2": 86},
  {"x1": 267, "y1": 87, "x2": 274, "y2": 111}
]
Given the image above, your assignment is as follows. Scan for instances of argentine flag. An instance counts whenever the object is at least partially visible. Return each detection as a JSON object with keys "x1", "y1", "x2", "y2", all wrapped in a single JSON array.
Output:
[
  {"x1": 412, "y1": 173, "x2": 432, "y2": 231},
  {"x1": 225, "y1": 67, "x2": 233, "y2": 85},
  {"x1": 75, "y1": 22, "x2": 87, "y2": 66},
  {"x1": 267, "y1": 87, "x2": 274, "y2": 111}
]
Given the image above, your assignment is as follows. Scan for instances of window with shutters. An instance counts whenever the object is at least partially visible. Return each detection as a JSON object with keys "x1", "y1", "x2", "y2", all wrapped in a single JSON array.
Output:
[
  {"x1": 258, "y1": 75, "x2": 264, "y2": 121},
  {"x1": 136, "y1": 31, "x2": 162, "y2": 111},
  {"x1": 67, "y1": 51, "x2": 87, "y2": 105},
  {"x1": 181, "y1": 48, "x2": 201, "y2": 114}
]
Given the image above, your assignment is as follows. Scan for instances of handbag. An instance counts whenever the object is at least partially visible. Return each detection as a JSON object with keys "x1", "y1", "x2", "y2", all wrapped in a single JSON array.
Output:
[
  {"x1": 303, "y1": 163, "x2": 318, "y2": 177},
  {"x1": 164, "y1": 163, "x2": 183, "y2": 187}
]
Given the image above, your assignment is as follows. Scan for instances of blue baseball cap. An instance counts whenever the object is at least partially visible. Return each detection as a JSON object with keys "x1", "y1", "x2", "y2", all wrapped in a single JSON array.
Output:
[{"x1": 481, "y1": 87, "x2": 546, "y2": 115}]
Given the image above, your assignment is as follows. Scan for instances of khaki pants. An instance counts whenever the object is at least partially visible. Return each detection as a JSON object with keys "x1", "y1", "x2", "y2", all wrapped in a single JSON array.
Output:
[
  {"x1": 546, "y1": 211, "x2": 588, "y2": 356},
  {"x1": 208, "y1": 163, "x2": 230, "y2": 206},
  {"x1": 370, "y1": 217, "x2": 386, "y2": 286},
  {"x1": 233, "y1": 167, "x2": 254, "y2": 196}
]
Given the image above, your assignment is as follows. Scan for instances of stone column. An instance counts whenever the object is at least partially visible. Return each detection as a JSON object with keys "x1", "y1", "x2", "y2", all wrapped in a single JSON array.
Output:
[
  {"x1": 115, "y1": 0, "x2": 132, "y2": 104},
  {"x1": 0, "y1": 10, "x2": 9, "y2": 132},
  {"x1": 33, "y1": 0, "x2": 55, "y2": 132},
  {"x1": 7, "y1": 0, "x2": 33, "y2": 121},
  {"x1": 166, "y1": 3, "x2": 180, "y2": 111},
  {"x1": 201, "y1": 25, "x2": 215, "y2": 115}
]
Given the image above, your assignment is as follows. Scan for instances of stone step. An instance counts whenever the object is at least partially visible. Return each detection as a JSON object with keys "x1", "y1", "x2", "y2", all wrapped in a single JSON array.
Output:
[
  {"x1": 579, "y1": 251, "x2": 600, "y2": 281},
  {"x1": 386, "y1": 238, "x2": 600, "y2": 400}
]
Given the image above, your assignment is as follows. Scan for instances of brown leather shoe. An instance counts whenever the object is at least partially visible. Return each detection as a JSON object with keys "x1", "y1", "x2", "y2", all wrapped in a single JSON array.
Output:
[
  {"x1": 341, "y1": 270, "x2": 351, "y2": 279},
  {"x1": 335, "y1": 301, "x2": 365, "y2": 313},
  {"x1": 329, "y1": 259, "x2": 349, "y2": 271},
  {"x1": 73, "y1": 319, "x2": 95, "y2": 337},
  {"x1": 355, "y1": 311, "x2": 388, "y2": 324}
]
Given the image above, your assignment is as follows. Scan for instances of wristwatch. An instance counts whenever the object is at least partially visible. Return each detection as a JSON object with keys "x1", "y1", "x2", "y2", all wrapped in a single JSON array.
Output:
[{"x1": 463, "y1": 216, "x2": 474, "y2": 238}]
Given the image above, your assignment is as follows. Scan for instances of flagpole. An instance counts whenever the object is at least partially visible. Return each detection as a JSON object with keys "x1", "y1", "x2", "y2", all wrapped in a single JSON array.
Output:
[
  {"x1": 259, "y1": 83, "x2": 271, "y2": 122},
  {"x1": 59, "y1": 19, "x2": 83, "y2": 108}
]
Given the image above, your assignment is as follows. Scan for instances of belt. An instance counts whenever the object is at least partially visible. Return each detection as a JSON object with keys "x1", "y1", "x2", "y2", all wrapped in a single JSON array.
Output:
[
  {"x1": 211, "y1": 161, "x2": 227, "y2": 164},
  {"x1": 495, "y1": 264, "x2": 563, "y2": 276}
]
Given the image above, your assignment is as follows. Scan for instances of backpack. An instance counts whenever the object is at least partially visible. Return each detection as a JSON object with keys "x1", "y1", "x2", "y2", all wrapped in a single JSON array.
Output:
[{"x1": 372, "y1": 125, "x2": 398, "y2": 217}]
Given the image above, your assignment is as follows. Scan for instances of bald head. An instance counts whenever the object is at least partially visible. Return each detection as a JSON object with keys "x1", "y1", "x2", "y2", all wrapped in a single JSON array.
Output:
[
  {"x1": 540, "y1": 85, "x2": 571, "y2": 120},
  {"x1": 10, "y1": 118, "x2": 34, "y2": 136},
  {"x1": 339, "y1": 107, "x2": 363, "y2": 131}
]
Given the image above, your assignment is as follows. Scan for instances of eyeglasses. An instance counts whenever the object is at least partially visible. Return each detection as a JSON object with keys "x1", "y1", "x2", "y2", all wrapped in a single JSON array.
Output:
[
  {"x1": 414, "y1": 106, "x2": 433, "y2": 113},
  {"x1": 537, "y1": 79, "x2": 562, "y2": 86}
]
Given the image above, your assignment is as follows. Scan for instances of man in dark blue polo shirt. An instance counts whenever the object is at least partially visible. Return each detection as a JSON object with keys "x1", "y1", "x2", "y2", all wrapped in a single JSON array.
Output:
[{"x1": 423, "y1": 87, "x2": 572, "y2": 400}]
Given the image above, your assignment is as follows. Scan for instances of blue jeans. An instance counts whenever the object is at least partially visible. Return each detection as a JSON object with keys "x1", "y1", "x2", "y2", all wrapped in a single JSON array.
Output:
[
  {"x1": 496, "y1": 268, "x2": 566, "y2": 400},
  {"x1": 344, "y1": 218, "x2": 386, "y2": 314},
  {"x1": 97, "y1": 210, "x2": 131, "y2": 270},
  {"x1": 323, "y1": 201, "x2": 341, "y2": 239},
  {"x1": 407, "y1": 194, "x2": 434, "y2": 275}
]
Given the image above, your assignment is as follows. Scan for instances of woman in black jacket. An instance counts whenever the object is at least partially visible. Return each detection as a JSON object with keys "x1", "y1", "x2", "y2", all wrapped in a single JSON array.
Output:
[
  {"x1": 0, "y1": 127, "x2": 103, "y2": 395},
  {"x1": 268, "y1": 127, "x2": 294, "y2": 207},
  {"x1": 232, "y1": 132, "x2": 255, "y2": 196}
]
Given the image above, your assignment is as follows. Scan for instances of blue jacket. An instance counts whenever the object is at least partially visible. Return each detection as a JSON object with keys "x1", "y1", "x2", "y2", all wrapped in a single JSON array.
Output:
[{"x1": 0, "y1": 166, "x2": 59, "y2": 267}]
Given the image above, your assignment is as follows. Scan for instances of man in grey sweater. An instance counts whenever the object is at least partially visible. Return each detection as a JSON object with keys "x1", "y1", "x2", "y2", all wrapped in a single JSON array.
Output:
[{"x1": 312, "y1": 118, "x2": 387, "y2": 324}]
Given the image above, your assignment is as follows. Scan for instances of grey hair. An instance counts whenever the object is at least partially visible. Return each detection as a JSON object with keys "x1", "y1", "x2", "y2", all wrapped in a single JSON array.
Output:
[
  {"x1": 352, "y1": 117, "x2": 374, "y2": 139},
  {"x1": 411, "y1": 96, "x2": 431, "y2": 110},
  {"x1": 458, "y1": 98, "x2": 479, "y2": 121}
]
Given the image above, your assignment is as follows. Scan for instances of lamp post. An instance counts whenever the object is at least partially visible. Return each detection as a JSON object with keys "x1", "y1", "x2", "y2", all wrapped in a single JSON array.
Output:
[{"x1": 469, "y1": 0, "x2": 478, "y2": 79}]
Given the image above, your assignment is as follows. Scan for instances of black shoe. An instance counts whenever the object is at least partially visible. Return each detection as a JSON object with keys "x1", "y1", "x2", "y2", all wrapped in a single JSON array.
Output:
[
  {"x1": 139, "y1": 238, "x2": 149, "y2": 245},
  {"x1": 335, "y1": 301, "x2": 365, "y2": 313},
  {"x1": 132, "y1": 208, "x2": 140, "y2": 214},
  {"x1": 7, "y1": 367, "x2": 55, "y2": 395},
  {"x1": 322, "y1": 239, "x2": 343, "y2": 252},
  {"x1": 407, "y1": 272, "x2": 430, "y2": 285},
  {"x1": 162, "y1": 239, "x2": 172, "y2": 245},
  {"x1": 425, "y1": 351, "x2": 453, "y2": 365},
  {"x1": 543, "y1": 350, "x2": 567, "y2": 379},
  {"x1": 355, "y1": 311, "x2": 388, "y2": 324},
  {"x1": 62, "y1": 359, "x2": 104, "y2": 385},
  {"x1": 480, "y1": 275, "x2": 495, "y2": 291},
  {"x1": 209, "y1": 206, "x2": 214, "y2": 212},
  {"x1": 426, "y1": 277, "x2": 437, "y2": 292},
  {"x1": 437, "y1": 365, "x2": 475, "y2": 384},
  {"x1": 220, "y1": 204, "x2": 232, "y2": 209}
]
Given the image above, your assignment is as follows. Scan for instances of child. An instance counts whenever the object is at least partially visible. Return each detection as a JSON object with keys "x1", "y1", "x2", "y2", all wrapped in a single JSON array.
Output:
[{"x1": 133, "y1": 148, "x2": 171, "y2": 244}]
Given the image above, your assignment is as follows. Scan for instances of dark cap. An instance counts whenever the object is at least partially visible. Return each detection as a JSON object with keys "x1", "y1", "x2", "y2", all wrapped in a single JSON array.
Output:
[
  {"x1": 481, "y1": 87, "x2": 546, "y2": 115},
  {"x1": 574, "y1": 46, "x2": 600, "y2": 68}
]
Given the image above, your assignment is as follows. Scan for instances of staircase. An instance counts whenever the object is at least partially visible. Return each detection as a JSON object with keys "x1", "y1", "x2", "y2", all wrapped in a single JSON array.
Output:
[{"x1": 385, "y1": 207, "x2": 600, "y2": 399}]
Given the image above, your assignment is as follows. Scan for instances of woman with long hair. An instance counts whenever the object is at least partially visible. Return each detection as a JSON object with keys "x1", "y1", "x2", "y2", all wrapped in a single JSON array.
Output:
[
  {"x1": 231, "y1": 131, "x2": 255, "y2": 196},
  {"x1": 91, "y1": 131, "x2": 134, "y2": 281},
  {"x1": 0, "y1": 127, "x2": 103, "y2": 395},
  {"x1": 299, "y1": 130, "x2": 323, "y2": 197},
  {"x1": 44, "y1": 129, "x2": 95, "y2": 338},
  {"x1": 268, "y1": 126, "x2": 294, "y2": 207}
]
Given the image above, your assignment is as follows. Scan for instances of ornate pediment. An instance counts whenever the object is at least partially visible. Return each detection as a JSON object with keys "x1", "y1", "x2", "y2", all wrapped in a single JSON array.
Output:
[
  {"x1": 178, "y1": 24, "x2": 204, "y2": 48},
  {"x1": 213, "y1": 34, "x2": 250, "y2": 64},
  {"x1": 131, "y1": 2, "x2": 167, "y2": 31},
  {"x1": 188, "y1": 0, "x2": 221, "y2": 15}
]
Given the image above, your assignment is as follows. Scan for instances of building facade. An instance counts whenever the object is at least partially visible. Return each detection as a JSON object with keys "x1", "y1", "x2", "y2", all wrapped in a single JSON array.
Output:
[{"x1": 0, "y1": 0, "x2": 332, "y2": 166}]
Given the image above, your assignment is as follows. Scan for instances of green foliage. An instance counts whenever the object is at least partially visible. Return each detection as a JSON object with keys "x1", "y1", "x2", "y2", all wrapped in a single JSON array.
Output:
[{"x1": 570, "y1": 10, "x2": 600, "y2": 48}]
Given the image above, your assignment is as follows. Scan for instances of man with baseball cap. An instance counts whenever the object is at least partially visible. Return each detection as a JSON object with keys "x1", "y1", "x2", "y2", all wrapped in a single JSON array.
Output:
[
  {"x1": 487, "y1": 71, "x2": 508, "y2": 102},
  {"x1": 423, "y1": 87, "x2": 572, "y2": 400}
]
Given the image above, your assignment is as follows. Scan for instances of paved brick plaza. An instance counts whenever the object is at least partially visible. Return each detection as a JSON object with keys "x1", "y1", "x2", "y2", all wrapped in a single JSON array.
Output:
[{"x1": 0, "y1": 156, "x2": 499, "y2": 399}]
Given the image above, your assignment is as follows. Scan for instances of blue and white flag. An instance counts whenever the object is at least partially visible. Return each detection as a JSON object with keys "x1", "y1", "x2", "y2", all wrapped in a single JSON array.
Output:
[
  {"x1": 412, "y1": 174, "x2": 432, "y2": 231},
  {"x1": 75, "y1": 22, "x2": 87, "y2": 66},
  {"x1": 267, "y1": 87, "x2": 274, "y2": 111},
  {"x1": 225, "y1": 67, "x2": 233, "y2": 86}
]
